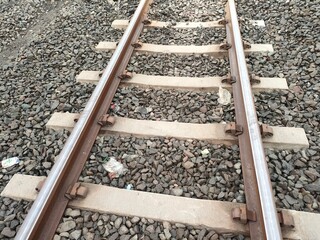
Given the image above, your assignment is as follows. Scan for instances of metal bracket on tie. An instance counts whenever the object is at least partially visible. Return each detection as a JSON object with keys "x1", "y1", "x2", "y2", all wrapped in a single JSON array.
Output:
[
  {"x1": 132, "y1": 41, "x2": 143, "y2": 48},
  {"x1": 98, "y1": 70, "x2": 104, "y2": 78},
  {"x1": 35, "y1": 179, "x2": 46, "y2": 192},
  {"x1": 225, "y1": 122, "x2": 243, "y2": 136},
  {"x1": 249, "y1": 74, "x2": 261, "y2": 85},
  {"x1": 221, "y1": 74, "x2": 236, "y2": 85},
  {"x1": 220, "y1": 42, "x2": 232, "y2": 50},
  {"x1": 65, "y1": 182, "x2": 88, "y2": 200},
  {"x1": 142, "y1": 19, "x2": 151, "y2": 25},
  {"x1": 243, "y1": 41, "x2": 251, "y2": 49},
  {"x1": 232, "y1": 207, "x2": 257, "y2": 224},
  {"x1": 260, "y1": 124, "x2": 273, "y2": 138},
  {"x1": 98, "y1": 114, "x2": 116, "y2": 126},
  {"x1": 278, "y1": 210, "x2": 295, "y2": 228},
  {"x1": 119, "y1": 70, "x2": 133, "y2": 80},
  {"x1": 218, "y1": 18, "x2": 228, "y2": 25}
]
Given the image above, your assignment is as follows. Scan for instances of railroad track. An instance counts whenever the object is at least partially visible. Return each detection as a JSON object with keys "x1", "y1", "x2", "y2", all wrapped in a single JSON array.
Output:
[{"x1": 1, "y1": 0, "x2": 319, "y2": 239}]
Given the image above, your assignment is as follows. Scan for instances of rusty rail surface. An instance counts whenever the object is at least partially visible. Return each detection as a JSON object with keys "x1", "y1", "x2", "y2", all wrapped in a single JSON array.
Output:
[
  {"x1": 15, "y1": 0, "x2": 152, "y2": 239},
  {"x1": 225, "y1": 0, "x2": 282, "y2": 239}
]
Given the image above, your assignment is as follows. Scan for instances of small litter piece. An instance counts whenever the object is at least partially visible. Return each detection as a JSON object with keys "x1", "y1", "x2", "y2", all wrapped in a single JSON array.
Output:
[
  {"x1": 1, "y1": 157, "x2": 20, "y2": 168},
  {"x1": 126, "y1": 184, "x2": 133, "y2": 190},
  {"x1": 102, "y1": 157, "x2": 127, "y2": 178},
  {"x1": 218, "y1": 86, "x2": 231, "y2": 105},
  {"x1": 201, "y1": 149, "x2": 210, "y2": 155}
]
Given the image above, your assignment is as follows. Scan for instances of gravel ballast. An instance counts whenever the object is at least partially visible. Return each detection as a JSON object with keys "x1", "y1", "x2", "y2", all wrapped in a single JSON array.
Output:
[
  {"x1": 53, "y1": 209, "x2": 245, "y2": 240},
  {"x1": 0, "y1": 0, "x2": 319, "y2": 239},
  {"x1": 110, "y1": 87, "x2": 234, "y2": 123},
  {"x1": 0, "y1": 0, "x2": 57, "y2": 52}
]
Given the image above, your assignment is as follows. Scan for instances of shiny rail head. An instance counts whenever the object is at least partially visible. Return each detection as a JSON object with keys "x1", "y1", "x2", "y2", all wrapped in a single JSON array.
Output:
[
  {"x1": 225, "y1": 0, "x2": 282, "y2": 239},
  {"x1": 15, "y1": 0, "x2": 152, "y2": 239}
]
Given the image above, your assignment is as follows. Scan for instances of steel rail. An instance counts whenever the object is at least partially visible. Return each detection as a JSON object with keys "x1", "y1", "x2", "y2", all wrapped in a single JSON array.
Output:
[
  {"x1": 225, "y1": 0, "x2": 282, "y2": 239},
  {"x1": 15, "y1": 0, "x2": 152, "y2": 239}
]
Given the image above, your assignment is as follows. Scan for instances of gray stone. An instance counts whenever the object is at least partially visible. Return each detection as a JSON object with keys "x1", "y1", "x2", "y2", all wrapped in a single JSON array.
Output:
[
  {"x1": 131, "y1": 217, "x2": 140, "y2": 224},
  {"x1": 120, "y1": 235, "x2": 131, "y2": 240},
  {"x1": 176, "y1": 228, "x2": 185, "y2": 238},
  {"x1": 84, "y1": 232, "x2": 94, "y2": 240},
  {"x1": 1, "y1": 227, "x2": 15, "y2": 238},
  {"x1": 303, "y1": 194, "x2": 313, "y2": 204},
  {"x1": 164, "y1": 228, "x2": 171, "y2": 239},
  {"x1": 197, "y1": 229, "x2": 206, "y2": 240},
  {"x1": 294, "y1": 159, "x2": 306, "y2": 167},
  {"x1": 285, "y1": 195, "x2": 298, "y2": 205},
  {"x1": 53, "y1": 235, "x2": 61, "y2": 240},
  {"x1": 57, "y1": 220, "x2": 76, "y2": 233},
  {"x1": 114, "y1": 217, "x2": 123, "y2": 229},
  {"x1": 42, "y1": 161, "x2": 52, "y2": 169},
  {"x1": 184, "y1": 150, "x2": 195, "y2": 158},
  {"x1": 109, "y1": 232, "x2": 119, "y2": 240},
  {"x1": 4, "y1": 213, "x2": 16, "y2": 222},
  {"x1": 183, "y1": 161, "x2": 194, "y2": 169},
  {"x1": 119, "y1": 225, "x2": 129, "y2": 235},
  {"x1": 171, "y1": 188, "x2": 183, "y2": 196},
  {"x1": 200, "y1": 185, "x2": 209, "y2": 195},
  {"x1": 10, "y1": 219, "x2": 19, "y2": 229},
  {"x1": 136, "y1": 183, "x2": 147, "y2": 191},
  {"x1": 234, "y1": 162, "x2": 241, "y2": 169},
  {"x1": 130, "y1": 235, "x2": 138, "y2": 240},
  {"x1": 305, "y1": 179, "x2": 320, "y2": 192},
  {"x1": 304, "y1": 169, "x2": 320, "y2": 181},
  {"x1": 146, "y1": 225, "x2": 155, "y2": 233},
  {"x1": 65, "y1": 209, "x2": 81, "y2": 218},
  {"x1": 70, "y1": 230, "x2": 81, "y2": 239},
  {"x1": 206, "y1": 231, "x2": 218, "y2": 240},
  {"x1": 163, "y1": 221, "x2": 171, "y2": 229},
  {"x1": 60, "y1": 232, "x2": 70, "y2": 238}
]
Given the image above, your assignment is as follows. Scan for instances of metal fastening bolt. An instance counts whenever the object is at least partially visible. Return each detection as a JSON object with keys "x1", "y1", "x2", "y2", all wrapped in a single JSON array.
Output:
[
  {"x1": 232, "y1": 207, "x2": 246, "y2": 223},
  {"x1": 65, "y1": 182, "x2": 88, "y2": 200},
  {"x1": 278, "y1": 211, "x2": 295, "y2": 228},
  {"x1": 225, "y1": 122, "x2": 243, "y2": 136},
  {"x1": 119, "y1": 70, "x2": 133, "y2": 80},
  {"x1": 76, "y1": 185, "x2": 89, "y2": 198},
  {"x1": 98, "y1": 71, "x2": 104, "y2": 78},
  {"x1": 232, "y1": 207, "x2": 247, "y2": 224},
  {"x1": 249, "y1": 74, "x2": 261, "y2": 85},
  {"x1": 260, "y1": 124, "x2": 273, "y2": 138},
  {"x1": 132, "y1": 41, "x2": 143, "y2": 48},
  {"x1": 232, "y1": 207, "x2": 256, "y2": 224},
  {"x1": 98, "y1": 114, "x2": 116, "y2": 127},
  {"x1": 220, "y1": 42, "x2": 232, "y2": 50},
  {"x1": 243, "y1": 41, "x2": 251, "y2": 49},
  {"x1": 142, "y1": 19, "x2": 151, "y2": 25},
  {"x1": 35, "y1": 179, "x2": 46, "y2": 192},
  {"x1": 221, "y1": 74, "x2": 236, "y2": 85},
  {"x1": 218, "y1": 18, "x2": 228, "y2": 25}
]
